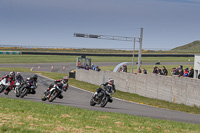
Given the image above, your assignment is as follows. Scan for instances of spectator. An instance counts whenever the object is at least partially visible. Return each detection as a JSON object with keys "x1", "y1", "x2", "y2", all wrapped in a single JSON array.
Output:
[
  {"x1": 96, "y1": 66, "x2": 101, "y2": 71},
  {"x1": 118, "y1": 67, "x2": 122, "y2": 72},
  {"x1": 152, "y1": 66, "x2": 158, "y2": 74},
  {"x1": 91, "y1": 64, "x2": 95, "y2": 70},
  {"x1": 178, "y1": 69, "x2": 184, "y2": 77},
  {"x1": 183, "y1": 68, "x2": 189, "y2": 77},
  {"x1": 137, "y1": 68, "x2": 142, "y2": 73},
  {"x1": 161, "y1": 66, "x2": 168, "y2": 76},
  {"x1": 188, "y1": 67, "x2": 194, "y2": 78},
  {"x1": 156, "y1": 67, "x2": 161, "y2": 75},
  {"x1": 142, "y1": 68, "x2": 147, "y2": 74},
  {"x1": 171, "y1": 67, "x2": 178, "y2": 75},
  {"x1": 122, "y1": 64, "x2": 127, "y2": 72}
]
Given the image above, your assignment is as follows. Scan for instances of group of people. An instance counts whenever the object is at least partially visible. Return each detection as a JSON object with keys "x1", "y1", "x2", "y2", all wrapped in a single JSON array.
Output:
[
  {"x1": 152, "y1": 66, "x2": 168, "y2": 76},
  {"x1": 0, "y1": 71, "x2": 38, "y2": 95},
  {"x1": 171, "y1": 65, "x2": 194, "y2": 77},
  {"x1": 0, "y1": 71, "x2": 69, "y2": 99},
  {"x1": 118, "y1": 64, "x2": 127, "y2": 72},
  {"x1": 78, "y1": 61, "x2": 101, "y2": 72}
]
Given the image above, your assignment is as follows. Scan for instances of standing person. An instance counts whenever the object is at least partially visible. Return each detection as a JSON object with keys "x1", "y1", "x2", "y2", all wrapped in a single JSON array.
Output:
[
  {"x1": 0, "y1": 72, "x2": 15, "y2": 95},
  {"x1": 188, "y1": 67, "x2": 194, "y2": 78},
  {"x1": 142, "y1": 68, "x2": 147, "y2": 74},
  {"x1": 152, "y1": 66, "x2": 158, "y2": 74},
  {"x1": 183, "y1": 68, "x2": 189, "y2": 77},
  {"x1": 96, "y1": 66, "x2": 101, "y2": 72},
  {"x1": 162, "y1": 66, "x2": 168, "y2": 76},
  {"x1": 122, "y1": 64, "x2": 127, "y2": 72}
]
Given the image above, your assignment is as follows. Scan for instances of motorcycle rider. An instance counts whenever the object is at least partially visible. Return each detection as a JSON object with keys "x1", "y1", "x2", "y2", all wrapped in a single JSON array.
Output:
[
  {"x1": 46, "y1": 76, "x2": 69, "y2": 99},
  {"x1": 96, "y1": 78, "x2": 116, "y2": 103},
  {"x1": 0, "y1": 71, "x2": 15, "y2": 95},
  {"x1": 15, "y1": 72, "x2": 24, "y2": 83},
  {"x1": 22, "y1": 74, "x2": 38, "y2": 94}
]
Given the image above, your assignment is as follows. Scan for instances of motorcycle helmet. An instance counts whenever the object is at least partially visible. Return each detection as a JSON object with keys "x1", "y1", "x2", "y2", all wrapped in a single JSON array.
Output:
[
  {"x1": 108, "y1": 78, "x2": 114, "y2": 85},
  {"x1": 9, "y1": 71, "x2": 14, "y2": 77},
  {"x1": 63, "y1": 76, "x2": 68, "y2": 83},
  {"x1": 33, "y1": 74, "x2": 38, "y2": 81},
  {"x1": 17, "y1": 72, "x2": 21, "y2": 75}
]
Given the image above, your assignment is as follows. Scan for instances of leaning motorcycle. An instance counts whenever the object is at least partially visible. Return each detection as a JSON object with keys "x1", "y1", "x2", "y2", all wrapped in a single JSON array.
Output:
[
  {"x1": 13, "y1": 81, "x2": 23, "y2": 97},
  {"x1": 0, "y1": 79, "x2": 10, "y2": 94},
  {"x1": 20, "y1": 81, "x2": 37, "y2": 98},
  {"x1": 90, "y1": 86, "x2": 113, "y2": 107},
  {"x1": 44, "y1": 85, "x2": 63, "y2": 102}
]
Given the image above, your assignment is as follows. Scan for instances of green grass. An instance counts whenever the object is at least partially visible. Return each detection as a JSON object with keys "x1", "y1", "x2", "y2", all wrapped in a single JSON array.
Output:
[
  {"x1": 0, "y1": 97, "x2": 200, "y2": 133},
  {"x1": 0, "y1": 55, "x2": 194, "y2": 63}
]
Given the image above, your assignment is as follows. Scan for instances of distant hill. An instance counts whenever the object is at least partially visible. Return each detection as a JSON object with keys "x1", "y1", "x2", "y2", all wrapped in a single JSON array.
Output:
[{"x1": 171, "y1": 40, "x2": 200, "y2": 52}]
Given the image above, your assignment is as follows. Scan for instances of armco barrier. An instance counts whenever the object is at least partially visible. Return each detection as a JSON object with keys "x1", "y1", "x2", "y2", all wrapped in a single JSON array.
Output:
[
  {"x1": 0, "y1": 51, "x2": 21, "y2": 55},
  {"x1": 76, "y1": 69, "x2": 200, "y2": 107}
]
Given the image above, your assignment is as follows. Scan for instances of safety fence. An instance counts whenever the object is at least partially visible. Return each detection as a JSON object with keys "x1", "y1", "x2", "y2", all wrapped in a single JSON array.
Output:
[{"x1": 76, "y1": 69, "x2": 200, "y2": 107}]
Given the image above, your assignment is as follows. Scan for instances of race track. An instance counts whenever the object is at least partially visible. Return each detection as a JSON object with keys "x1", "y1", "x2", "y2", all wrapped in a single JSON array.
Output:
[{"x1": 0, "y1": 70, "x2": 200, "y2": 124}]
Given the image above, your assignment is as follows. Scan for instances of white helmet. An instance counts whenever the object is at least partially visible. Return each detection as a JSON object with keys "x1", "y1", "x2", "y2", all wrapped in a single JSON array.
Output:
[
  {"x1": 17, "y1": 72, "x2": 21, "y2": 75},
  {"x1": 9, "y1": 72, "x2": 14, "y2": 77},
  {"x1": 108, "y1": 78, "x2": 114, "y2": 85}
]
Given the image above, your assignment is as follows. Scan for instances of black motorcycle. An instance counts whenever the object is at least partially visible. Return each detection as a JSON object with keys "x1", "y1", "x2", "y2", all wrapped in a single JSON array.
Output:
[
  {"x1": 90, "y1": 86, "x2": 113, "y2": 107},
  {"x1": 19, "y1": 81, "x2": 37, "y2": 98}
]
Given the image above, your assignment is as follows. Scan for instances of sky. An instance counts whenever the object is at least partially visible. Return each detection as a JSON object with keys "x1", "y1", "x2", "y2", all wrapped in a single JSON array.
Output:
[{"x1": 0, "y1": 0, "x2": 200, "y2": 50}]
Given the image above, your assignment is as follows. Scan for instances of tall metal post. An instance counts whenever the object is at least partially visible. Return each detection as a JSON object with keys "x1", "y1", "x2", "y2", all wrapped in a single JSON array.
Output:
[
  {"x1": 132, "y1": 38, "x2": 136, "y2": 73},
  {"x1": 137, "y1": 28, "x2": 143, "y2": 72}
]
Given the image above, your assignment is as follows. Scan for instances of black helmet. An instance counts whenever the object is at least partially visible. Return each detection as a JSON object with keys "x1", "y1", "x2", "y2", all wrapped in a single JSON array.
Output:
[{"x1": 33, "y1": 74, "x2": 38, "y2": 79}]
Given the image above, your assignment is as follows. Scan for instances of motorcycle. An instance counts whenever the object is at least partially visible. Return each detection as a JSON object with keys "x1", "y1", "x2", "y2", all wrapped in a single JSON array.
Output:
[
  {"x1": 0, "y1": 78, "x2": 11, "y2": 94},
  {"x1": 13, "y1": 80, "x2": 23, "y2": 97},
  {"x1": 19, "y1": 81, "x2": 37, "y2": 98},
  {"x1": 90, "y1": 86, "x2": 113, "y2": 107},
  {"x1": 42, "y1": 85, "x2": 63, "y2": 102}
]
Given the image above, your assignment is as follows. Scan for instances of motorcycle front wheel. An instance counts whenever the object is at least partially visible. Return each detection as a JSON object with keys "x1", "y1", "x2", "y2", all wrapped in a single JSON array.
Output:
[
  {"x1": 15, "y1": 87, "x2": 20, "y2": 97},
  {"x1": 90, "y1": 98, "x2": 96, "y2": 106},
  {"x1": 0, "y1": 85, "x2": 5, "y2": 93},
  {"x1": 41, "y1": 92, "x2": 48, "y2": 101},
  {"x1": 48, "y1": 90, "x2": 58, "y2": 102},
  {"x1": 20, "y1": 88, "x2": 28, "y2": 98},
  {"x1": 100, "y1": 96, "x2": 108, "y2": 107}
]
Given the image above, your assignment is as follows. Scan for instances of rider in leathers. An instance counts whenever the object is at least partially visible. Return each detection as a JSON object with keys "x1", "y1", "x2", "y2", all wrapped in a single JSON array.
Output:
[
  {"x1": 97, "y1": 78, "x2": 116, "y2": 103},
  {"x1": 0, "y1": 72, "x2": 15, "y2": 95},
  {"x1": 47, "y1": 76, "x2": 69, "y2": 99},
  {"x1": 15, "y1": 72, "x2": 24, "y2": 83},
  {"x1": 22, "y1": 74, "x2": 38, "y2": 94}
]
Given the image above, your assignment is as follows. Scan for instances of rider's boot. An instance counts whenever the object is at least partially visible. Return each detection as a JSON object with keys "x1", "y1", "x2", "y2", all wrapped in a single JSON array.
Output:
[{"x1": 58, "y1": 94, "x2": 63, "y2": 99}]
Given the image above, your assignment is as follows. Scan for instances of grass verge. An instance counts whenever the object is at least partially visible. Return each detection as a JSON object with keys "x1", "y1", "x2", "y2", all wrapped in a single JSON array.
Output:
[
  {"x1": 0, "y1": 55, "x2": 194, "y2": 63},
  {"x1": 0, "y1": 97, "x2": 200, "y2": 133}
]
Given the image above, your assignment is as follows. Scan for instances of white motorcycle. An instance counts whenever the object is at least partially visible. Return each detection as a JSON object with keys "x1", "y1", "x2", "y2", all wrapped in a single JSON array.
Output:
[
  {"x1": 0, "y1": 78, "x2": 11, "y2": 94},
  {"x1": 14, "y1": 81, "x2": 22, "y2": 97}
]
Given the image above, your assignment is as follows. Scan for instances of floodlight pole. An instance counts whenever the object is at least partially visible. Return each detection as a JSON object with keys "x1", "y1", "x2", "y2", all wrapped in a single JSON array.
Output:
[
  {"x1": 132, "y1": 38, "x2": 136, "y2": 73},
  {"x1": 137, "y1": 28, "x2": 143, "y2": 72}
]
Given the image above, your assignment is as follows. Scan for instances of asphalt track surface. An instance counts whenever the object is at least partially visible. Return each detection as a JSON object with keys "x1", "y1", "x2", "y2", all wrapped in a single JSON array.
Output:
[{"x1": 0, "y1": 62, "x2": 200, "y2": 124}]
